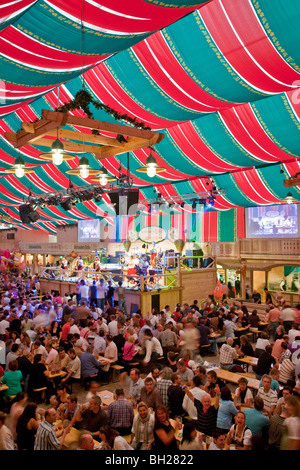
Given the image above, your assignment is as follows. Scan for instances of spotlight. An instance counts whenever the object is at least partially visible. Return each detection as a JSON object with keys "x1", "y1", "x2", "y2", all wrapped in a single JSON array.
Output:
[
  {"x1": 60, "y1": 196, "x2": 77, "y2": 211},
  {"x1": 19, "y1": 203, "x2": 40, "y2": 223},
  {"x1": 192, "y1": 201, "x2": 197, "y2": 210},
  {"x1": 180, "y1": 202, "x2": 185, "y2": 208}
]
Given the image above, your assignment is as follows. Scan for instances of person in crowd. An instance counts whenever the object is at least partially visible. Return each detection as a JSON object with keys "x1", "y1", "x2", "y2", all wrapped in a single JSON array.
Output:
[
  {"x1": 253, "y1": 344, "x2": 279, "y2": 379},
  {"x1": 34, "y1": 408, "x2": 70, "y2": 450},
  {"x1": 9, "y1": 391, "x2": 27, "y2": 441},
  {"x1": 208, "y1": 429, "x2": 227, "y2": 450},
  {"x1": 16, "y1": 402, "x2": 41, "y2": 450},
  {"x1": 254, "y1": 331, "x2": 271, "y2": 358},
  {"x1": 81, "y1": 395, "x2": 108, "y2": 440},
  {"x1": 77, "y1": 433, "x2": 95, "y2": 450},
  {"x1": 61, "y1": 348, "x2": 81, "y2": 388},
  {"x1": 182, "y1": 375, "x2": 209, "y2": 421},
  {"x1": 179, "y1": 421, "x2": 203, "y2": 450},
  {"x1": 226, "y1": 411, "x2": 252, "y2": 450},
  {"x1": 156, "y1": 367, "x2": 173, "y2": 408},
  {"x1": 243, "y1": 396, "x2": 269, "y2": 438},
  {"x1": 2, "y1": 360, "x2": 23, "y2": 399},
  {"x1": 153, "y1": 404, "x2": 178, "y2": 452},
  {"x1": 176, "y1": 359, "x2": 194, "y2": 384},
  {"x1": 0, "y1": 411, "x2": 14, "y2": 450},
  {"x1": 233, "y1": 377, "x2": 254, "y2": 409},
  {"x1": 99, "y1": 424, "x2": 133, "y2": 450},
  {"x1": 216, "y1": 386, "x2": 238, "y2": 433},
  {"x1": 203, "y1": 369, "x2": 226, "y2": 398},
  {"x1": 167, "y1": 372, "x2": 185, "y2": 417},
  {"x1": 140, "y1": 377, "x2": 163, "y2": 411},
  {"x1": 107, "y1": 388, "x2": 134, "y2": 436},
  {"x1": 268, "y1": 406, "x2": 290, "y2": 450},
  {"x1": 130, "y1": 401, "x2": 155, "y2": 450},
  {"x1": 282, "y1": 395, "x2": 300, "y2": 450},
  {"x1": 184, "y1": 385, "x2": 220, "y2": 436},
  {"x1": 257, "y1": 374, "x2": 278, "y2": 417}
]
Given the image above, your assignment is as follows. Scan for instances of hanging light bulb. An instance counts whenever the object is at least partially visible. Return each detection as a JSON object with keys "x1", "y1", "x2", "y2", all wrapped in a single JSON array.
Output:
[
  {"x1": 146, "y1": 153, "x2": 157, "y2": 178},
  {"x1": 4, "y1": 155, "x2": 35, "y2": 178},
  {"x1": 14, "y1": 155, "x2": 25, "y2": 178},
  {"x1": 286, "y1": 192, "x2": 294, "y2": 205},
  {"x1": 78, "y1": 155, "x2": 90, "y2": 178},
  {"x1": 136, "y1": 147, "x2": 166, "y2": 177},
  {"x1": 51, "y1": 138, "x2": 64, "y2": 165},
  {"x1": 99, "y1": 167, "x2": 108, "y2": 186}
]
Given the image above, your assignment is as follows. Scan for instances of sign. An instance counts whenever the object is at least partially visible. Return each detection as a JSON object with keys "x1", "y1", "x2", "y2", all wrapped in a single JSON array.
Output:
[{"x1": 138, "y1": 226, "x2": 166, "y2": 243}]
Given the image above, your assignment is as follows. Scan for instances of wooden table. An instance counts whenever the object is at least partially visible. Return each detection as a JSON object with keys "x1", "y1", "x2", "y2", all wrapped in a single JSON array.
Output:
[
  {"x1": 216, "y1": 368, "x2": 260, "y2": 392},
  {"x1": 98, "y1": 390, "x2": 115, "y2": 407},
  {"x1": 54, "y1": 421, "x2": 100, "y2": 450},
  {"x1": 237, "y1": 355, "x2": 258, "y2": 372}
]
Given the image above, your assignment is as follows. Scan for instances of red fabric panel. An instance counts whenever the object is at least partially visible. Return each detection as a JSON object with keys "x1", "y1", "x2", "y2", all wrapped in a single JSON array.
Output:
[
  {"x1": 168, "y1": 121, "x2": 239, "y2": 173},
  {"x1": 202, "y1": 210, "x2": 218, "y2": 242},
  {"x1": 200, "y1": 0, "x2": 298, "y2": 93}
]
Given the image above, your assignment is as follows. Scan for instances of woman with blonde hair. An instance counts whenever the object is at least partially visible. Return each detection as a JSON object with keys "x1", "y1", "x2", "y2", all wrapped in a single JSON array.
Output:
[
  {"x1": 131, "y1": 402, "x2": 155, "y2": 450},
  {"x1": 226, "y1": 411, "x2": 252, "y2": 450},
  {"x1": 283, "y1": 396, "x2": 300, "y2": 450}
]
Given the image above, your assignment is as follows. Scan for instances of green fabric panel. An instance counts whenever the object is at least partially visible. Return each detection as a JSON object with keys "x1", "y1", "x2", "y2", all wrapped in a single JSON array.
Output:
[
  {"x1": 218, "y1": 209, "x2": 236, "y2": 242},
  {"x1": 105, "y1": 53, "x2": 201, "y2": 122},
  {"x1": 251, "y1": 95, "x2": 300, "y2": 158},
  {"x1": 252, "y1": 0, "x2": 300, "y2": 74},
  {"x1": 162, "y1": 11, "x2": 268, "y2": 104},
  {"x1": 213, "y1": 174, "x2": 255, "y2": 207}
]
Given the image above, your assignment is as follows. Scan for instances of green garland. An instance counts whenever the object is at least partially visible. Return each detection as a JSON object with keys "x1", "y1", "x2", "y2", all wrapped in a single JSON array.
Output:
[{"x1": 55, "y1": 89, "x2": 152, "y2": 130}]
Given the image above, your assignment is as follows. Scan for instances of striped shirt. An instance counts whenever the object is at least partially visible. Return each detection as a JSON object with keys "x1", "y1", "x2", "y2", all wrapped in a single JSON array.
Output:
[
  {"x1": 257, "y1": 387, "x2": 278, "y2": 412},
  {"x1": 193, "y1": 398, "x2": 218, "y2": 436},
  {"x1": 279, "y1": 359, "x2": 295, "y2": 384},
  {"x1": 34, "y1": 420, "x2": 60, "y2": 450}
]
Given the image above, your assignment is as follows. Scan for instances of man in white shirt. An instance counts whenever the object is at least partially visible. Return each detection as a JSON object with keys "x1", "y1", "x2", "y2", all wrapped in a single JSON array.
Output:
[
  {"x1": 0, "y1": 314, "x2": 9, "y2": 339},
  {"x1": 108, "y1": 315, "x2": 118, "y2": 337},
  {"x1": 0, "y1": 411, "x2": 14, "y2": 450},
  {"x1": 45, "y1": 341, "x2": 58, "y2": 366},
  {"x1": 93, "y1": 330, "x2": 106, "y2": 355},
  {"x1": 182, "y1": 375, "x2": 209, "y2": 420},
  {"x1": 141, "y1": 329, "x2": 163, "y2": 365}
]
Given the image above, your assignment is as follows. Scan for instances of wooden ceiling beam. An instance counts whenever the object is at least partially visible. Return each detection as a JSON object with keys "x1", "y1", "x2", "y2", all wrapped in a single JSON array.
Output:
[
  {"x1": 46, "y1": 129, "x2": 124, "y2": 147},
  {"x1": 41, "y1": 109, "x2": 164, "y2": 141},
  {"x1": 283, "y1": 177, "x2": 300, "y2": 187}
]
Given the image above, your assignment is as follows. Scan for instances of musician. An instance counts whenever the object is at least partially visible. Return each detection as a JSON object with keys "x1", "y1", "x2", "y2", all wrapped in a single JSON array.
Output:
[
  {"x1": 77, "y1": 256, "x2": 83, "y2": 271},
  {"x1": 141, "y1": 256, "x2": 149, "y2": 276},
  {"x1": 61, "y1": 257, "x2": 68, "y2": 270},
  {"x1": 94, "y1": 256, "x2": 100, "y2": 272}
]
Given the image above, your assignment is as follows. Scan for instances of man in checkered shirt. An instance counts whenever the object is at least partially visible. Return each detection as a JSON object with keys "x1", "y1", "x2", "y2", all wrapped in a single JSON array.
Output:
[
  {"x1": 257, "y1": 374, "x2": 278, "y2": 418},
  {"x1": 219, "y1": 338, "x2": 239, "y2": 370},
  {"x1": 107, "y1": 388, "x2": 134, "y2": 436}
]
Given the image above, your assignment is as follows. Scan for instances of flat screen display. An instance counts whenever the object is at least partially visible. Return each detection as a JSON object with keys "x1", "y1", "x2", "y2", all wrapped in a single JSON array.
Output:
[
  {"x1": 78, "y1": 218, "x2": 100, "y2": 242},
  {"x1": 245, "y1": 204, "x2": 298, "y2": 238}
]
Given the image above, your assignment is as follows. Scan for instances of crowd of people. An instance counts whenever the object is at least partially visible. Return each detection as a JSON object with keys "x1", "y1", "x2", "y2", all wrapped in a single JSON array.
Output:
[{"x1": 0, "y1": 271, "x2": 299, "y2": 451}]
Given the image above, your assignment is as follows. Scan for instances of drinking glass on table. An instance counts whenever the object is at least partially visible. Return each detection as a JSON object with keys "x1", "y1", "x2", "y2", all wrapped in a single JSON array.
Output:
[{"x1": 175, "y1": 416, "x2": 183, "y2": 429}]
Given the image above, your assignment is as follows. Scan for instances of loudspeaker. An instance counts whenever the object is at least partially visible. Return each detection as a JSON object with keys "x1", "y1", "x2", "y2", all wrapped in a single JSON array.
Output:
[
  {"x1": 109, "y1": 189, "x2": 139, "y2": 215},
  {"x1": 19, "y1": 204, "x2": 40, "y2": 223}
]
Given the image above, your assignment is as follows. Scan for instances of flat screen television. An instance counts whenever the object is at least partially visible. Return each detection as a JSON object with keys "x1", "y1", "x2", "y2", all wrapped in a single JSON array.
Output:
[
  {"x1": 78, "y1": 218, "x2": 100, "y2": 242},
  {"x1": 245, "y1": 203, "x2": 298, "y2": 238}
]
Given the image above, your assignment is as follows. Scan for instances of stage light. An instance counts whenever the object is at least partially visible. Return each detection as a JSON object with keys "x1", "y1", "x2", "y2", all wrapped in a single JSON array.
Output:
[
  {"x1": 19, "y1": 203, "x2": 40, "y2": 223},
  {"x1": 192, "y1": 201, "x2": 197, "y2": 210},
  {"x1": 60, "y1": 196, "x2": 77, "y2": 211}
]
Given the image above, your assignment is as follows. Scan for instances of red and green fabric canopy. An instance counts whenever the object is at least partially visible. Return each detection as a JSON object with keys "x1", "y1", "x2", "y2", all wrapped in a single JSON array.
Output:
[{"x1": 0, "y1": 0, "x2": 299, "y2": 238}]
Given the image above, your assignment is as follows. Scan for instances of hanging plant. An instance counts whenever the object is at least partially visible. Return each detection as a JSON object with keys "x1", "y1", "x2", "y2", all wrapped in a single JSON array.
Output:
[{"x1": 55, "y1": 89, "x2": 151, "y2": 130}]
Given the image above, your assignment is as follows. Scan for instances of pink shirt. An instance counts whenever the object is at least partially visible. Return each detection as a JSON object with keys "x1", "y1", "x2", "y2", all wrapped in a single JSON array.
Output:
[{"x1": 267, "y1": 308, "x2": 281, "y2": 323}]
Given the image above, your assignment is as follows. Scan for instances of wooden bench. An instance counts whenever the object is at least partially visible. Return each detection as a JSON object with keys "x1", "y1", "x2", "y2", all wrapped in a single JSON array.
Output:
[
  {"x1": 200, "y1": 344, "x2": 212, "y2": 356},
  {"x1": 32, "y1": 387, "x2": 47, "y2": 403},
  {"x1": 111, "y1": 364, "x2": 124, "y2": 382}
]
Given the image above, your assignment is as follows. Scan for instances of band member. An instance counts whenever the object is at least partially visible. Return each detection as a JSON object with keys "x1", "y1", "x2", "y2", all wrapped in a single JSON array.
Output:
[
  {"x1": 61, "y1": 256, "x2": 68, "y2": 270},
  {"x1": 94, "y1": 256, "x2": 100, "y2": 272},
  {"x1": 77, "y1": 256, "x2": 83, "y2": 271}
]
